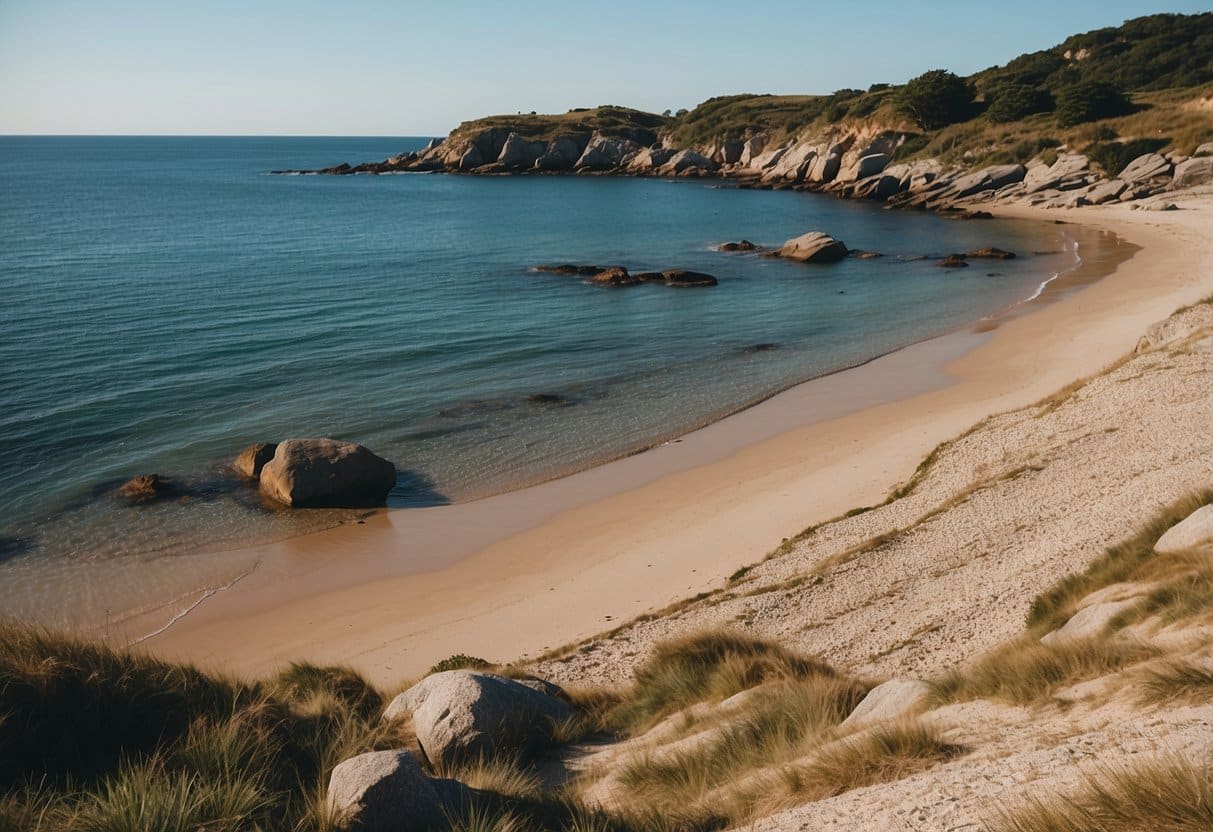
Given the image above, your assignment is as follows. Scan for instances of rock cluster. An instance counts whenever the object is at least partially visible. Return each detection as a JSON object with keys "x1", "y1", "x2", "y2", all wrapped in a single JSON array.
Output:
[{"x1": 534, "y1": 264, "x2": 717, "y2": 287}]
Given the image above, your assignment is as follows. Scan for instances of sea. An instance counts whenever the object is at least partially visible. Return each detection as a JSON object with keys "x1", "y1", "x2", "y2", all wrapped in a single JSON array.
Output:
[{"x1": 0, "y1": 136, "x2": 1084, "y2": 631}]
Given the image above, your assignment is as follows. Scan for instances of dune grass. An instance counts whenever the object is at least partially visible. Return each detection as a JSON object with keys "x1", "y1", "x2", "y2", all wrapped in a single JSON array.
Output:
[
  {"x1": 932, "y1": 635, "x2": 1160, "y2": 706},
  {"x1": 1026, "y1": 490, "x2": 1213, "y2": 636},
  {"x1": 1132, "y1": 657, "x2": 1213, "y2": 707},
  {"x1": 605, "y1": 631, "x2": 845, "y2": 737},
  {"x1": 990, "y1": 754, "x2": 1213, "y2": 832}
]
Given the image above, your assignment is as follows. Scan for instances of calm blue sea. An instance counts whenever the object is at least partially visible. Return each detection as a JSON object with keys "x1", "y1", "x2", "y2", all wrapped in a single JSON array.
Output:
[{"x1": 0, "y1": 136, "x2": 1077, "y2": 622}]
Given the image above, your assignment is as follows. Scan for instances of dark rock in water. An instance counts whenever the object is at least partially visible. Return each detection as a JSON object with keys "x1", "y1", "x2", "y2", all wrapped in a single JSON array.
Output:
[
  {"x1": 718, "y1": 240, "x2": 757, "y2": 252},
  {"x1": 938, "y1": 254, "x2": 970, "y2": 268},
  {"x1": 591, "y1": 267, "x2": 643, "y2": 286},
  {"x1": 526, "y1": 393, "x2": 573, "y2": 406},
  {"x1": 0, "y1": 536, "x2": 33, "y2": 564},
  {"x1": 633, "y1": 271, "x2": 665, "y2": 282},
  {"x1": 320, "y1": 163, "x2": 354, "y2": 175},
  {"x1": 899, "y1": 254, "x2": 929, "y2": 262},
  {"x1": 849, "y1": 249, "x2": 884, "y2": 259},
  {"x1": 746, "y1": 343, "x2": 780, "y2": 353},
  {"x1": 966, "y1": 247, "x2": 1016, "y2": 260},
  {"x1": 117, "y1": 474, "x2": 177, "y2": 503},
  {"x1": 259, "y1": 438, "x2": 396, "y2": 508},
  {"x1": 534, "y1": 264, "x2": 602, "y2": 276},
  {"x1": 234, "y1": 442, "x2": 278, "y2": 480},
  {"x1": 661, "y1": 269, "x2": 718, "y2": 287},
  {"x1": 963, "y1": 210, "x2": 994, "y2": 220}
]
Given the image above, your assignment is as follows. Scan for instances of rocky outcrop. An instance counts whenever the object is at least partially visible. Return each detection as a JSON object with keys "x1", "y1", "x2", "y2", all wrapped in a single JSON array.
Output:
[
  {"x1": 718, "y1": 240, "x2": 757, "y2": 252},
  {"x1": 774, "y1": 231, "x2": 848, "y2": 264},
  {"x1": 258, "y1": 439, "x2": 396, "y2": 507},
  {"x1": 1173, "y1": 156, "x2": 1213, "y2": 188},
  {"x1": 383, "y1": 670, "x2": 573, "y2": 769},
  {"x1": 938, "y1": 255, "x2": 970, "y2": 268},
  {"x1": 497, "y1": 133, "x2": 547, "y2": 170},
  {"x1": 1120, "y1": 153, "x2": 1173, "y2": 184},
  {"x1": 326, "y1": 750, "x2": 446, "y2": 831},
  {"x1": 1023, "y1": 154, "x2": 1090, "y2": 194},
  {"x1": 234, "y1": 442, "x2": 278, "y2": 480},
  {"x1": 590, "y1": 267, "x2": 643, "y2": 286},
  {"x1": 657, "y1": 149, "x2": 718, "y2": 176},
  {"x1": 535, "y1": 137, "x2": 585, "y2": 171},
  {"x1": 576, "y1": 136, "x2": 642, "y2": 171},
  {"x1": 966, "y1": 247, "x2": 1015, "y2": 259},
  {"x1": 1155, "y1": 505, "x2": 1213, "y2": 555}
]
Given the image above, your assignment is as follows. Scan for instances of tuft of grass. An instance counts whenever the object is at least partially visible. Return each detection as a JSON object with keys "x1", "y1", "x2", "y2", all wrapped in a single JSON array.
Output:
[
  {"x1": 1132, "y1": 657, "x2": 1213, "y2": 707},
  {"x1": 990, "y1": 754, "x2": 1213, "y2": 832},
  {"x1": 781, "y1": 720, "x2": 965, "y2": 801},
  {"x1": 0, "y1": 622, "x2": 244, "y2": 788},
  {"x1": 932, "y1": 636, "x2": 1160, "y2": 706},
  {"x1": 608, "y1": 631, "x2": 842, "y2": 735},
  {"x1": 616, "y1": 677, "x2": 867, "y2": 805},
  {"x1": 1027, "y1": 490, "x2": 1213, "y2": 635},
  {"x1": 272, "y1": 662, "x2": 383, "y2": 720},
  {"x1": 430, "y1": 654, "x2": 493, "y2": 675},
  {"x1": 439, "y1": 754, "x2": 541, "y2": 800}
]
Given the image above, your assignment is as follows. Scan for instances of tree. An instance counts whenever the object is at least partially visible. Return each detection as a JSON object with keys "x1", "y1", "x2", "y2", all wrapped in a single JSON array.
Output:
[
  {"x1": 1054, "y1": 81, "x2": 1133, "y2": 126},
  {"x1": 895, "y1": 70, "x2": 975, "y2": 130},
  {"x1": 985, "y1": 83, "x2": 1054, "y2": 122}
]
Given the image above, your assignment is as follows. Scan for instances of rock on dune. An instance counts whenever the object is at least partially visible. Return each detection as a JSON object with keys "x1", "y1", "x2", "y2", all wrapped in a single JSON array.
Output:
[
  {"x1": 1155, "y1": 505, "x2": 1213, "y2": 555},
  {"x1": 1040, "y1": 599, "x2": 1141, "y2": 645},
  {"x1": 326, "y1": 750, "x2": 446, "y2": 832},
  {"x1": 383, "y1": 670, "x2": 573, "y2": 769},
  {"x1": 258, "y1": 438, "x2": 396, "y2": 507},
  {"x1": 840, "y1": 679, "x2": 932, "y2": 730},
  {"x1": 775, "y1": 231, "x2": 848, "y2": 263}
]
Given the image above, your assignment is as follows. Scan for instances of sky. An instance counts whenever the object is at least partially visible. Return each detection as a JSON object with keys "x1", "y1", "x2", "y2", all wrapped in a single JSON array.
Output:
[{"x1": 1, "y1": 0, "x2": 1209, "y2": 136}]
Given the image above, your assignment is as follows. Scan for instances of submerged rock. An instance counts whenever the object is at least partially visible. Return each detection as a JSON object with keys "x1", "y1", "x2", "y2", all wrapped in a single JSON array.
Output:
[
  {"x1": 590, "y1": 266, "x2": 643, "y2": 286},
  {"x1": 661, "y1": 269, "x2": 718, "y2": 287},
  {"x1": 775, "y1": 231, "x2": 849, "y2": 264},
  {"x1": 938, "y1": 254, "x2": 970, "y2": 268},
  {"x1": 258, "y1": 439, "x2": 396, "y2": 507},
  {"x1": 966, "y1": 247, "x2": 1016, "y2": 260},
  {"x1": 718, "y1": 240, "x2": 757, "y2": 252},
  {"x1": 117, "y1": 474, "x2": 177, "y2": 503}
]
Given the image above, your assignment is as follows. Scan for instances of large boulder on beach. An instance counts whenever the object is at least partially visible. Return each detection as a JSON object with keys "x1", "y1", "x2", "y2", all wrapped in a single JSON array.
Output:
[
  {"x1": 258, "y1": 439, "x2": 396, "y2": 507},
  {"x1": 326, "y1": 750, "x2": 446, "y2": 831},
  {"x1": 1155, "y1": 505, "x2": 1213, "y2": 555},
  {"x1": 1173, "y1": 156, "x2": 1213, "y2": 188},
  {"x1": 1120, "y1": 153, "x2": 1172, "y2": 184},
  {"x1": 383, "y1": 670, "x2": 573, "y2": 769},
  {"x1": 775, "y1": 231, "x2": 848, "y2": 263},
  {"x1": 234, "y1": 442, "x2": 278, "y2": 480}
]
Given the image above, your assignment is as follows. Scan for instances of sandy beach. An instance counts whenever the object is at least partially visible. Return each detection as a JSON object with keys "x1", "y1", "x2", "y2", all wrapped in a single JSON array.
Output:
[{"x1": 140, "y1": 195, "x2": 1213, "y2": 687}]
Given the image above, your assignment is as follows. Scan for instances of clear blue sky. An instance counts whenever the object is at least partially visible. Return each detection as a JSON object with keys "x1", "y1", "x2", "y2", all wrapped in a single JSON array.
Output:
[{"x1": 1, "y1": 0, "x2": 1209, "y2": 135}]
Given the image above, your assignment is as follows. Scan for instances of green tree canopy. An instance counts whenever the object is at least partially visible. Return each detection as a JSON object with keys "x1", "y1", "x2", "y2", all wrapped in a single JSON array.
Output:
[
  {"x1": 986, "y1": 83, "x2": 1054, "y2": 123},
  {"x1": 1054, "y1": 81, "x2": 1134, "y2": 127},
  {"x1": 895, "y1": 70, "x2": 975, "y2": 130}
]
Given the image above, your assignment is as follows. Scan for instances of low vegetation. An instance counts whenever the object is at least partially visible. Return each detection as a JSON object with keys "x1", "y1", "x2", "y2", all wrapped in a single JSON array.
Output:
[{"x1": 990, "y1": 755, "x2": 1213, "y2": 832}]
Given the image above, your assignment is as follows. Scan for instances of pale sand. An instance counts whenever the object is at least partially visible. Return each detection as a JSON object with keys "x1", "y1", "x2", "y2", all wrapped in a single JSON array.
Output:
[{"x1": 141, "y1": 196, "x2": 1213, "y2": 687}]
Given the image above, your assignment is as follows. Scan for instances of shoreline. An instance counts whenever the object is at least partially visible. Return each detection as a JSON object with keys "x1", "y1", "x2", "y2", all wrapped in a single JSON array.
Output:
[{"x1": 137, "y1": 197, "x2": 1212, "y2": 686}]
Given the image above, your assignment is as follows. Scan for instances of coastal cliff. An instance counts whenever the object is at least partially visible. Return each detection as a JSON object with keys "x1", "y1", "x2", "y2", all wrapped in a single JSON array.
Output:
[{"x1": 294, "y1": 12, "x2": 1213, "y2": 214}]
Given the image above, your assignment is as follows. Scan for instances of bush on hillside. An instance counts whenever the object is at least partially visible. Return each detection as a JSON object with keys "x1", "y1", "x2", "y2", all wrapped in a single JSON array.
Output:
[
  {"x1": 1084, "y1": 137, "x2": 1170, "y2": 176},
  {"x1": 986, "y1": 83, "x2": 1054, "y2": 122},
  {"x1": 1054, "y1": 80, "x2": 1135, "y2": 126},
  {"x1": 895, "y1": 70, "x2": 975, "y2": 130}
]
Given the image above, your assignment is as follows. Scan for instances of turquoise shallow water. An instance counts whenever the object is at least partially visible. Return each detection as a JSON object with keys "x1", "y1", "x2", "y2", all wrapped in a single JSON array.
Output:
[{"x1": 0, "y1": 136, "x2": 1077, "y2": 619}]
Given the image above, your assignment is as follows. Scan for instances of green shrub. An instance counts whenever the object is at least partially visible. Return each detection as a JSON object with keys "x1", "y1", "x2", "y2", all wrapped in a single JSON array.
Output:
[
  {"x1": 895, "y1": 70, "x2": 975, "y2": 129},
  {"x1": 429, "y1": 654, "x2": 492, "y2": 675},
  {"x1": 986, "y1": 84, "x2": 1054, "y2": 122},
  {"x1": 1055, "y1": 81, "x2": 1134, "y2": 127},
  {"x1": 273, "y1": 662, "x2": 383, "y2": 720},
  {"x1": 1084, "y1": 137, "x2": 1169, "y2": 175}
]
